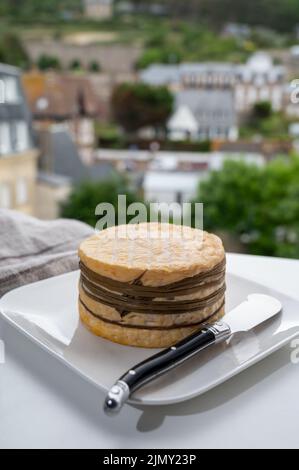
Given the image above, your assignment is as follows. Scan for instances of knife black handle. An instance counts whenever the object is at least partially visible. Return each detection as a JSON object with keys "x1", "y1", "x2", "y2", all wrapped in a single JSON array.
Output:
[{"x1": 104, "y1": 321, "x2": 231, "y2": 415}]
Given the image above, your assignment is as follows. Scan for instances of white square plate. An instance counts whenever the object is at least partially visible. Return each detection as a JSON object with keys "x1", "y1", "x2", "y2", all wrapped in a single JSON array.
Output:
[{"x1": 1, "y1": 270, "x2": 299, "y2": 406}]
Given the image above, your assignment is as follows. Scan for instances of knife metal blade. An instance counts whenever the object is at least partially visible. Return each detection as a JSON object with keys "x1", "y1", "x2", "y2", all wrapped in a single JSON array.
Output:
[
  {"x1": 104, "y1": 293, "x2": 282, "y2": 415},
  {"x1": 223, "y1": 293, "x2": 282, "y2": 334}
]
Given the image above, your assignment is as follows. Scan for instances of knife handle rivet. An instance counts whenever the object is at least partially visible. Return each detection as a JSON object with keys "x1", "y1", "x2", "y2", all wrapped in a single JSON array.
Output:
[
  {"x1": 171, "y1": 346, "x2": 177, "y2": 350},
  {"x1": 129, "y1": 370, "x2": 136, "y2": 375}
]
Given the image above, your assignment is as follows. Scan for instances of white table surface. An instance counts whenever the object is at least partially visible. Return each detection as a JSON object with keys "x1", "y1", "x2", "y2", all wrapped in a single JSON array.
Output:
[{"x1": 1, "y1": 253, "x2": 299, "y2": 449}]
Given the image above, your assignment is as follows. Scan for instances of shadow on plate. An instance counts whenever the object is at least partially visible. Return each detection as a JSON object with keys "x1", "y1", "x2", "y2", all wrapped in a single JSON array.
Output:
[{"x1": 133, "y1": 344, "x2": 290, "y2": 432}]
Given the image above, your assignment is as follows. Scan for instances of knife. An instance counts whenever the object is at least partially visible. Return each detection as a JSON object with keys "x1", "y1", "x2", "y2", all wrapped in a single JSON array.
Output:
[{"x1": 104, "y1": 293, "x2": 282, "y2": 415}]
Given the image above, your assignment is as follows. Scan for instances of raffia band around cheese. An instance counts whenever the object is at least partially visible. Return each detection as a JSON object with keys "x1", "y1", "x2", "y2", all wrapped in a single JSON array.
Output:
[{"x1": 79, "y1": 258, "x2": 226, "y2": 318}]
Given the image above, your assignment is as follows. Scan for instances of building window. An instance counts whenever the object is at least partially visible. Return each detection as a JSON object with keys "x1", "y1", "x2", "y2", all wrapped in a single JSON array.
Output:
[
  {"x1": 235, "y1": 86, "x2": 245, "y2": 111},
  {"x1": 272, "y1": 86, "x2": 282, "y2": 111},
  {"x1": 14, "y1": 121, "x2": 30, "y2": 152},
  {"x1": 0, "y1": 183, "x2": 11, "y2": 208},
  {"x1": 0, "y1": 122, "x2": 11, "y2": 155},
  {"x1": 247, "y1": 86, "x2": 257, "y2": 105},
  {"x1": 16, "y1": 178, "x2": 28, "y2": 205},
  {"x1": 4, "y1": 77, "x2": 19, "y2": 103},
  {"x1": 259, "y1": 86, "x2": 270, "y2": 101}
]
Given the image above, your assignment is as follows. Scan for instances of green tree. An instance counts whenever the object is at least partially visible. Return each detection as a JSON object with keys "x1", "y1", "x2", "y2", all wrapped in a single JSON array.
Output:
[
  {"x1": 60, "y1": 176, "x2": 145, "y2": 227},
  {"x1": 136, "y1": 47, "x2": 182, "y2": 70},
  {"x1": 111, "y1": 82, "x2": 173, "y2": 134},
  {"x1": 88, "y1": 60, "x2": 101, "y2": 72},
  {"x1": 0, "y1": 0, "x2": 82, "y2": 19},
  {"x1": 0, "y1": 33, "x2": 30, "y2": 69},
  {"x1": 240, "y1": 101, "x2": 289, "y2": 139},
  {"x1": 69, "y1": 58, "x2": 82, "y2": 71},
  {"x1": 253, "y1": 101, "x2": 273, "y2": 119},
  {"x1": 37, "y1": 54, "x2": 61, "y2": 71},
  {"x1": 191, "y1": 157, "x2": 299, "y2": 258}
]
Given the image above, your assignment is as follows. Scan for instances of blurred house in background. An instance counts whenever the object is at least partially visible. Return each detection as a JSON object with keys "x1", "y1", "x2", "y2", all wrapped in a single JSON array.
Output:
[
  {"x1": 178, "y1": 63, "x2": 236, "y2": 89},
  {"x1": 116, "y1": 1, "x2": 167, "y2": 16},
  {"x1": 0, "y1": 63, "x2": 38, "y2": 215},
  {"x1": 143, "y1": 170, "x2": 203, "y2": 206},
  {"x1": 34, "y1": 124, "x2": 112, "y2": 219},
  {"x1": 140, "y1": 52, "x2": 286, "y2": 124},
  {"x1": 37, "y1": 124, "x2": 112, "y2": 184},
  {"x1": 88, "y1": 71, "x2": 136, "y2": 121},
  {"x1": 140, "y1": 64, "x2": 180, "y2": 91},
  {"x1": 36, "y1": 171, "x2": 72, "y2": 220},
  {"x1": 168, "y1": 89, "x2": 238, "y2": 141},
  {"x1": 22, "y1": 71, "x2": 102, "y2": 163},
  {"x1": 83, "y1": 0, "x2": 114, "y2": 19},
  {"x1": 19, "y1": 71, "x2": 112, "y2": 219},
  {"x1": 167, "y1": 106, "x2": 198, "y2": 141},
  {"x1": 143, "y1": 151, "x2": 264, "y2": 204},
  {"x1": 95, "y1": 148, "x2": 264, "y2": 204},
  {"x1": 222, "y1": 22, "x2": 251, "y2": 39},
  {"x1": 283, "y1": 82, "x2": 299, "y2": 118},
  {"x1": 235, "y1": 52, "x2": 285, "y2": 112}
]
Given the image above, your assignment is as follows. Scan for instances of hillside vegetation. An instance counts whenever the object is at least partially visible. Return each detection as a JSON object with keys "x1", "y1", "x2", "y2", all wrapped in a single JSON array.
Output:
[{"x1": 1, "y1": 0, "x2": 299, "y2": 33}]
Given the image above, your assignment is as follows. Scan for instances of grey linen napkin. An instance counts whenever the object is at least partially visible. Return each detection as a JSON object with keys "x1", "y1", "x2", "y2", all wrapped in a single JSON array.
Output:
[{"x1": 0, "y1": 209, "x2": 93, "y2": 298}]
